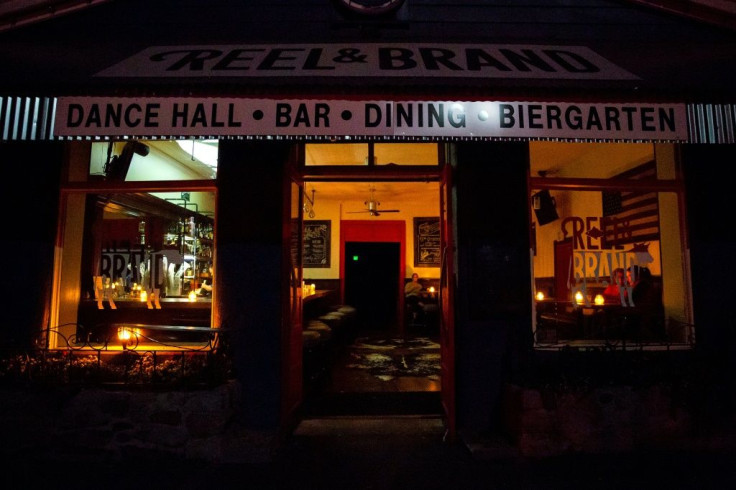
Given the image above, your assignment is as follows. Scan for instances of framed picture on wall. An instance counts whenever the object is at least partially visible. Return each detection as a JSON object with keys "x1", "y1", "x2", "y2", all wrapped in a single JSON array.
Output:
[
  {"x1": 414, "y1": 217, "x2": 441, "y2": 267},
  {"x1": 303, "y1": 220, "x2": 331, "y2": 268}
]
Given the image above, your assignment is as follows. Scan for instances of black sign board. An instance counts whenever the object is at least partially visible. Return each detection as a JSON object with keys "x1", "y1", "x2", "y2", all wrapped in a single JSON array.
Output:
[
  {"x1": 414, "y1": 217, "x2": 441, "y2": 267},
  {"x1": 303, "y1": 220, "x2": 331, "y2": 268}
]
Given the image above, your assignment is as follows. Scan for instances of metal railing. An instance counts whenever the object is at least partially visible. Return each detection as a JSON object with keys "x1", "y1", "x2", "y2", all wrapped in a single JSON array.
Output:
[
  {"x1": 0, "y1": 324, "x2": 233, "y2": 388},
  {"x1": 533, "y1": 312, "x2": 696, "y2": 351}
]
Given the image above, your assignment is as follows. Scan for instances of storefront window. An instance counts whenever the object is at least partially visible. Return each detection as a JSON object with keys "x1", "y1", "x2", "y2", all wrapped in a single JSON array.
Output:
[
  {"x1": 531, "y1": 142, "x2": 692, "y2": 348},
  {"x1": 51, "y1": 140, "x2": 217, "y2": 351}
]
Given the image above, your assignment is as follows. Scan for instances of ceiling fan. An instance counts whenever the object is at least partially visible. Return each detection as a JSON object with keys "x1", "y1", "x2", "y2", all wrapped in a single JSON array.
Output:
[{"x1": 347, "y1": 186, "x2": 400, "y2": 217}]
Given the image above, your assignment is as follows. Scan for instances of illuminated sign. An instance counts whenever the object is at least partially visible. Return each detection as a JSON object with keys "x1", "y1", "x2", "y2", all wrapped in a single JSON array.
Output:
[{"x1": 55, "y1": 98, "x2": 688, "y2": 141}]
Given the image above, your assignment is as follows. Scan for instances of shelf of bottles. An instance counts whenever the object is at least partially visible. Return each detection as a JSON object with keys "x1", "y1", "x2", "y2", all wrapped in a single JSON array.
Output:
[{"x1": 164, "y1": 217, "x2": 214, "y2": 293}]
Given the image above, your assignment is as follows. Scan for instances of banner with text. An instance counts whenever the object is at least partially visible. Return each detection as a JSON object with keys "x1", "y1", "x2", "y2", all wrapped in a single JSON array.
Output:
[{"x1": 55, "y1": 98, "x2": 689, "y2": 141}]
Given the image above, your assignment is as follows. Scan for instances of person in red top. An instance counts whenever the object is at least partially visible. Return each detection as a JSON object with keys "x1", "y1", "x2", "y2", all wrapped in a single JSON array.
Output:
[{"x1": 603, "y1": 268, "x2": 627, "y2": 304}]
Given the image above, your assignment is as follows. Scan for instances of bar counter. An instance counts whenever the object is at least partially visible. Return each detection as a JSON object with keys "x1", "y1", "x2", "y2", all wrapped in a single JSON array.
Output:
[{"x1": 77, "y1": 297, "x2": 213, "y2": 343}]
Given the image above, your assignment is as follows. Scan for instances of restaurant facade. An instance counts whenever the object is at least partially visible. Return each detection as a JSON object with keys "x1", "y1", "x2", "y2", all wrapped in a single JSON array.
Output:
[{"x1": 2, "y1": 0, "x2": 736, "y2": 459}]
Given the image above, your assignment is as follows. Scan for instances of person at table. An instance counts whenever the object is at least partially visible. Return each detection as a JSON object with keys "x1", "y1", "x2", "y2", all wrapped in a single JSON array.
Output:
[
  {"x1": 405, "y1": 272, "x2": 423, "y2": 298},
  {"x1": 627, "y1": 265, "x2": 663, "y2": 339},
  {"x1": 405, "y1": 273, "x2": 424, "y2": 315},
  {"x1": 603, "y1": 267, "x2": 627, "y2": 304},
  {"x1": 629, "y1": 265, "x2": 657, "y2": 306}
]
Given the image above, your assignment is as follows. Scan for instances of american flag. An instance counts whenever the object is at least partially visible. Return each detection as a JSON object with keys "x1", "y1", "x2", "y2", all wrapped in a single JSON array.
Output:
[{"x1": 601, "y1": 160, "x2": 660, "y2": 248}]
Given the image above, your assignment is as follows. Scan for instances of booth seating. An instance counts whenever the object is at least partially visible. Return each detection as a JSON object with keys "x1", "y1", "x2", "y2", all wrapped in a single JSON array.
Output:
[
  {"x1": 328, "y1": 304, "x2": 358, "y2": 341},
  {"x1": 302, "y1": 301, "x2": 357, "y2": 392},
  {"x1": 405, "y1": 290, "x2": 440, "y2": 334},
  {"x1": 303, "y1": 320, "x2": 332, "y2": 390},
  {"x1": 318, "y1": 312, "x2": 345, "y2": 341}
]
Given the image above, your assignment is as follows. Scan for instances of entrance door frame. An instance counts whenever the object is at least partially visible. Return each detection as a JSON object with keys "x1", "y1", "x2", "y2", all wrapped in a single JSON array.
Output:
[
  {"x1": 340, "y1": 220, "x2": 406, "y2": 335},
  {"x1": 293, "y1": 142, "x2": 455, "y2": 435}
]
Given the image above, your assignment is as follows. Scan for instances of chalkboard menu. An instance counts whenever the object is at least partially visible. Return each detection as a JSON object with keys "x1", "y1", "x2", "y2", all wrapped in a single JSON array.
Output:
[
  {"x1": 414, "y1": 217, "x2": 441, "y2": 266},
  {"x1": 303, "y1": 220, "x2": 331, "y2": 268}
]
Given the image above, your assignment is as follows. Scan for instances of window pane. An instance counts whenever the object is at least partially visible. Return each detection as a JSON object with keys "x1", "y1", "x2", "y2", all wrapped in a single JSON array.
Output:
[
  {"x1": 374, "y1": 143, "x2": 439, "y2": 165},
  {"x1": 89, "y1": 140, "x2": 218, "y2": 181},
  {"x1": 305, "y1": 143, "x2": 369, "y2": 166},
  {"x1": 53, "y1": 190, "x2": 215, "y2": 350},
  {"x1": 529, "y1": 141, "x2": 677, "y2": 179},
  {"x1": 304, "y1": 143, "x2": 440, "y2": 166},
  {"x1": 532, "y1": 187, "x2": 689, "y2": 347}
]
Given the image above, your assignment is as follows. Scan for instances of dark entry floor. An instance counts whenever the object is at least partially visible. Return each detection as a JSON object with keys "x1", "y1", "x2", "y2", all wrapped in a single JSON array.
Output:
[
  {"x1": 12, "y1": 420, "x2": 735, "y2": 490},
  {"x1": 301, "y1": 327, "x2": 443, "y2": 417}
]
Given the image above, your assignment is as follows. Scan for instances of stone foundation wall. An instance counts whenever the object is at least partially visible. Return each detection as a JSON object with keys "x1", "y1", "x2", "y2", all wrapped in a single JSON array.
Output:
[
  {"x1": 4, "y1": 380, "x2": 735, "y2": 464},
  {"x1": 503, "y1": 383, "x2": 736, "y2": 458},
  {"x1": 0, "y1": 380, "x2": 278, "y2": 464}
]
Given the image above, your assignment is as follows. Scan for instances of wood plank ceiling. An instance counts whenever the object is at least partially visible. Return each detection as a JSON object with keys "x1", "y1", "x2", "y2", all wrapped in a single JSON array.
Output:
[{"x1": 1, "y1": 1, "x2": 734, "y2": 33}]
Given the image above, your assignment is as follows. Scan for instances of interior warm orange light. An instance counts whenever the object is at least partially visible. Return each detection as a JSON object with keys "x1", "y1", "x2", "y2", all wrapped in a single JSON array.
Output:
[
  {"x1": 140, "y1": 290, "x2": 147, "y2": 302},
  {"x1": 574, "y1": 291, "x2": 584, "y2": 304},
  {"x1": 188, "y1": 290, "x2": 197, "y2": 302},
  {"x1": 428, "y1": 286, "x2": 436, "y2": 293},
  {"x1": 535, "y1": 291, "x2": 544, "y2": 301},
  {"x1": 594, "y1": 294, "x2": 605, "y2": 305}
]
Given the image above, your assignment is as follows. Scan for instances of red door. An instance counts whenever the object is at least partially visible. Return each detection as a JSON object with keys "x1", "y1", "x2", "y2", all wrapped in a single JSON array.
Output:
[
  {"x1": 439, "y1": 162, "x2": 456, "y2": 440},
  {"x1": 282, "y1": 176, "x2": 304, "y2": 431},
  {"x1": 554, "y1": 239, "x2": 573, "y2": 301}
]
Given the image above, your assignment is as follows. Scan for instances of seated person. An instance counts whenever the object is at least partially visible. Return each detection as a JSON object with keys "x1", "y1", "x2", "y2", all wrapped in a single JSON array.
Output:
[
  {"x1": 602, "y1": 267, "x2": 627, "y2": 304},
  {"x1": 626, "y1": 265, "x2": 664, "y2": 340},
  {"x1": 629, "y1": 265, "x2": 657, "y2": 306},
  {"x1": 404, "y1": 273, "x2": 424, "y2": 318}
]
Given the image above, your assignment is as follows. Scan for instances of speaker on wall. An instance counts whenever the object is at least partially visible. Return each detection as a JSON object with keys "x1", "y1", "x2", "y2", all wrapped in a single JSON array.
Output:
[
  {"x1": 104, "y1": 140, "x2": 150, "y2": 181},
  {"x1": 532, "y1": 190, "x2": 559, "y2": 225}
]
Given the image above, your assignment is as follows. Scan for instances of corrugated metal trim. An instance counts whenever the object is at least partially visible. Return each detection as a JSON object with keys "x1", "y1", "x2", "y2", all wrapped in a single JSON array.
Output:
[
  {"x1": 0, "y1": 96, "x2": 56, "y2": 141},
  {"x1": 687, "y1": 103, "x2": 736, "y2": 144}
]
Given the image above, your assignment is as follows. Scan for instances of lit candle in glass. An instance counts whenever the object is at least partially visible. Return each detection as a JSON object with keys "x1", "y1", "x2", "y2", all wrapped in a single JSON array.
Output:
[
  {"x1": 594, "y1": 294, "x2": 605, "y2": 305},
  {"x1": 140, "y1": 290, "x2": 147, "y2": 302},
  {"x1": 535, "y1": 291, "x2": 545, "y2": 301},
  {"x1": 188, "y1": 290, "x2": 197, "y2": 302},
  {"x1": 574, "y1": 291, "x2": 584, "y2": 304},
  {"x1": 428, "y1": 286, "x2": 436, "y2": 294},
  {"x1": 117, "y1": 327, "x2": 131, "y2": 342}
]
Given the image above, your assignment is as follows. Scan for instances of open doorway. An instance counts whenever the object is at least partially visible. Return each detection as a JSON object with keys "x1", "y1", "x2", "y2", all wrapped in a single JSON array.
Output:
[
  {"x1": 300, "y1": 181, "x2": 444, "y2": 416},
  {"x1": 344, "y1": 241, "x2": 400, "y2": 333}
]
